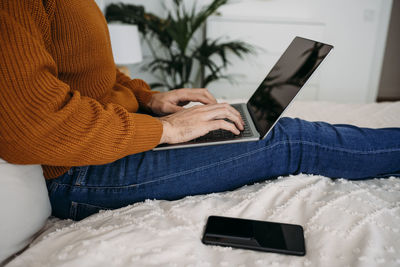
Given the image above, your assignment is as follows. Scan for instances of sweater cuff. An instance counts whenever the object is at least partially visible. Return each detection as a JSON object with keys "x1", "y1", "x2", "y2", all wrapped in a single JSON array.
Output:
[
  {"x1": 128, "y1": 113, "x2": 163, "y2": 152},
  {"x1": 128, "y1": 79, "x2": 160, "y2": 109}
]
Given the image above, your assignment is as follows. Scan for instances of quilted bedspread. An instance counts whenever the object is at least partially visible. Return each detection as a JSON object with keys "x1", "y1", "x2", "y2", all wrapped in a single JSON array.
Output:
[{"x1": 7, "y1": 101, "x2": 400, "y2": 267}]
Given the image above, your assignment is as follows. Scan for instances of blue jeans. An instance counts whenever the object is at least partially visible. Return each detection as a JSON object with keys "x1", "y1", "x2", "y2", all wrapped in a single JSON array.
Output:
[{"x1": 46, "y1": 118, "x2": 400, "y2": 220}]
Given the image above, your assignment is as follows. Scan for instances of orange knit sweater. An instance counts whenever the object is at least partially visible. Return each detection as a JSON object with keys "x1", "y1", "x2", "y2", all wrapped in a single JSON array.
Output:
[{"x1": 0, "y1": 0, "x2": 163, "y2": 179}]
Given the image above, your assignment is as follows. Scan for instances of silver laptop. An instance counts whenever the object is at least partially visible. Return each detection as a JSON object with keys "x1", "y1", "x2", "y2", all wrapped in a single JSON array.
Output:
[{"x1": 154, "y1": 36, "x2": 333, "y2": 151}]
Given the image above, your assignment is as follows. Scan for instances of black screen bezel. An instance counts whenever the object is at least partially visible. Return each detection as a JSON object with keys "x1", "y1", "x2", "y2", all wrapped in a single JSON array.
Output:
[{"x1": 246, "y1": 37, "x2": 334, "y2": 138}]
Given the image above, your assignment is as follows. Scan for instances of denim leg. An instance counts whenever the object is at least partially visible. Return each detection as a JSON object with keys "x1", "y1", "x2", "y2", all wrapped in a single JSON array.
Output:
[{"x1": 46, "y1": 118, "x2": 400, "y2": 220}]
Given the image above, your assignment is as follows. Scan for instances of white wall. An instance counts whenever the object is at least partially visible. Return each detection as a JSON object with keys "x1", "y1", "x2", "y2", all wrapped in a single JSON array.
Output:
[
  {"x1": 206, "y1": 0, "x2": 392, "y2": 103},
  {"x1": 96, "y1": 0, "x2": 398, "y2": 102}
]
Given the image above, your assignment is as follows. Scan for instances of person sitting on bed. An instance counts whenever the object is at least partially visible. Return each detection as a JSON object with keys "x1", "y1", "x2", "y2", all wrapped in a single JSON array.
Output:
[{"x1": 0, "y1": 0, "x2": 399, "y2": 221}]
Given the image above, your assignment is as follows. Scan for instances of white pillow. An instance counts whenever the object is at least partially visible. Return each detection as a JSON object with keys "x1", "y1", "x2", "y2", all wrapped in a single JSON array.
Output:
[{"x1": 0, "y1": 159, "x2": 51, "y2": 263}]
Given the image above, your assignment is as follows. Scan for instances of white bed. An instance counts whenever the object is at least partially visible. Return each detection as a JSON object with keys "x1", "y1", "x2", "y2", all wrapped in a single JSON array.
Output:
[{"x1": 7, "y1": 101, "x2": 400, "y2": 267}]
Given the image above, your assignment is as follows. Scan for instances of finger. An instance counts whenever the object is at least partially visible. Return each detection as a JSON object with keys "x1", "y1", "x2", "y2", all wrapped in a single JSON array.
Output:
[
  {"x1": 176, "y1": 88, "x2": 217, "y2": 105},
  {"x1": 177, "y1": 101, "x2": 190, "y2": 106},
  {"x1": 202, "y1": 103, "x2": 241, "y2": 117},
  {"x1": 204, "y1": 106, "x2": 244, "y2": 131},
  {"x1": 208, "y1": 120, "x2": 241, "y2": 135},
  {"x1": 186, "y1": 103, "x2": 244, "y2": 130},
  {"x1": 164, "y1": 103, "x2": 184, "y2": 114},
  {"x1": 205, "y1": 90, "x2": 218, "y2": 104},
  {"x1": 198, "y1": 104, "x2": 243, "y2": 130},
  {"x1": 159, "y1": 102, "x2": 185, "y2": 115},
  {"x1": 190, "y1": 88, "x2": 217, "y2": 104},
  {"x1": 201, "y1": 103, "x2": 244, "y2": 127}
]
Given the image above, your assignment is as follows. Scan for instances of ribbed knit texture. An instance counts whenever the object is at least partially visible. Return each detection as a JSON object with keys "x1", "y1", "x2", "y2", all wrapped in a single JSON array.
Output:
[{"x1": 0, "y1": 0, "x2": 163, "y2": 179}]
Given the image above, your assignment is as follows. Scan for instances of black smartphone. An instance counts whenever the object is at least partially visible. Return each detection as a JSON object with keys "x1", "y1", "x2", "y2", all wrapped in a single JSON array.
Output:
[{"x1": 202, "y1": 216, "x2": 305, "y2": 256}]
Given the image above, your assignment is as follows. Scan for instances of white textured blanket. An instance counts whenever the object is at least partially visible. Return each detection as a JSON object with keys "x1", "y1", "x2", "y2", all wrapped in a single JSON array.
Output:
[{"x1": 8, "y1": 101, "x2": 400, "y2": 267}]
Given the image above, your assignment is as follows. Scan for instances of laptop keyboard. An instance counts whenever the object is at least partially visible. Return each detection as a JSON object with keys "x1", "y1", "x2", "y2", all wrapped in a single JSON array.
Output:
[{"x1": 192, "y1": 104, "x2": 254, "y2": 143}]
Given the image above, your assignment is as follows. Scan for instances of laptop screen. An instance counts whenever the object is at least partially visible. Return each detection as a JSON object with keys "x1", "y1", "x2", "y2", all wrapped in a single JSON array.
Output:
[{"x1": 247, "y1": 37, "x2": 333, "y2": 138}]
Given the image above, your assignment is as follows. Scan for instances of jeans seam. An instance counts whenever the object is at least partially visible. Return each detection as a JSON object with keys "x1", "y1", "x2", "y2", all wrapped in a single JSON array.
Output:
[
  {"x1": 75, "y1": 166, "x2": 89, "y2": 186},
  {"x1": 72, "y1": 201, "x2": 108, "y2": 210},
  {"x1": 54, "y1": 140, "x2": 400, "y2": 190},
  {"x1": 47, "y1": 181, "x2": 59, "y2": 197},
  {"x1": 54, "y1": 140, "x2": 284, "y2": 190},
  {"x1": 296, "y1": 140, "x2": 400, "y2": 154}
]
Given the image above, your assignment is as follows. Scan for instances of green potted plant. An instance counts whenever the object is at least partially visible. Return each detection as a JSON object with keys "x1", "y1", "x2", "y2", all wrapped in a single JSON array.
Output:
[{"x1": 105, "y1": 0, "x2": 254, "y2": 91}]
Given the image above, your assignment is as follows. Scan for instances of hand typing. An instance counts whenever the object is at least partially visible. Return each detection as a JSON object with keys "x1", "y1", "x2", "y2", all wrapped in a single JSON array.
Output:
[
  {"x1": 147, "y1": 88, "x2": 217, "y2": 116},
  {"x1": 158, "y1": 103, "x2": 244, "y2": 144}
]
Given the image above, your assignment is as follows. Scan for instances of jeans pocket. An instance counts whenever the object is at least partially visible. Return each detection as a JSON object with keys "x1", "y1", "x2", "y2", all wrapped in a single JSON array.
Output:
[{"x1": 70, "y1": 201, "x2": 107, "y2": 221}]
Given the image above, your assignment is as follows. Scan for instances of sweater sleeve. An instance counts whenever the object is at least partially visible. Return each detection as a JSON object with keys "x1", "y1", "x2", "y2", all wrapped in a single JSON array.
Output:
[
  {"x1": 115, "y1": 69, "x2": 160, "y2": 110},
  {"x1": 0, "y1": 7, "x2": 162, "y2": 166}
]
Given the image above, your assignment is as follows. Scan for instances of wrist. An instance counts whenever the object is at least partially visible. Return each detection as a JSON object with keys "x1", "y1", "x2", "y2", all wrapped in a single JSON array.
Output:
[
  {"x1": 143, "y1": 94, "x2": 154, "y2": 113},
  {"x1": 159, "y1": 119, "x2": 171, "y2": 144}
]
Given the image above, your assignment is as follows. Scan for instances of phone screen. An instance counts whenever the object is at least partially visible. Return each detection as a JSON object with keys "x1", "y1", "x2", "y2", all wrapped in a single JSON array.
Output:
[{"x1": 202, "y1": 216, "x2": 305, "y2": 256}]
